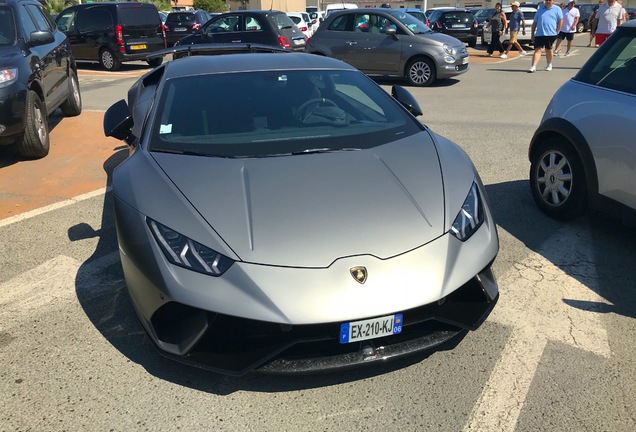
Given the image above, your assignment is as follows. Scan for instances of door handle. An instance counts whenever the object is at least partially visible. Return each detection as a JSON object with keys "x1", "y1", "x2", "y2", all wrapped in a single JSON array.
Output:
[
  {"x1": 346, "y1": 41, "x2": 358, "y2": 46},
  {"x1": 231, "y1": 40, "x2": 242, "y2": 43}
]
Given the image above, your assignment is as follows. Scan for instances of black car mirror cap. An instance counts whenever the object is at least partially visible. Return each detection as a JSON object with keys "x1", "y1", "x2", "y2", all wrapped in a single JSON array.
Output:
[
  {"x1": 392, "y1": 85, "x2": 423, "y2": 117},
  {"x1": 104, "y1": 100, "x2": 135, "y2": 144},
  {"x1": 28, "y1": 31, "x2": 55, "y2": 47}
]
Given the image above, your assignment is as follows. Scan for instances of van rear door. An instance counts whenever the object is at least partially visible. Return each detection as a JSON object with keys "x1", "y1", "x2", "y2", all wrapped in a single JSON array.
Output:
[{"x1": 118, "y1": 3, "x2": 165, "y2": 54}]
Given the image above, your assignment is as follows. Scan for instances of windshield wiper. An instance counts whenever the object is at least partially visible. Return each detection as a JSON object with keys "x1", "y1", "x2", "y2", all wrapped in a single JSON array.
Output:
[{"x1": 151, "y1": 148, "x2": 218, "y2": 157}]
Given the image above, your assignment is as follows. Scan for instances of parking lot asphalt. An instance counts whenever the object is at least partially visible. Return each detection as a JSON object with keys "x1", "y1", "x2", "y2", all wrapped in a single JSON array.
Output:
[{"x1": 0, "y1": 50, "x2": 512, "y2": 221}]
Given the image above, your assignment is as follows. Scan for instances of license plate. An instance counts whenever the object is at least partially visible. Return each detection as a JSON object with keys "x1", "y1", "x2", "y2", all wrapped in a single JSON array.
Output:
[
  {"x1": 452, "y1": 24, "x2": 466, "y2": 28},
  {"x1": 462, "y1": 57, "x2": 469, "y2": 64},
  {"x1": 292, "y1": 38, "x2": 304, "y2": 45},
  {"x1": 130, "y1": 44, "x2": 147, "y2": 50},
  {"x1": 339, "y1": 314, "x2": 403, "y2": 344},
  {"x1": 175, "y1": 27, "x2": 187, "y2": 32}
]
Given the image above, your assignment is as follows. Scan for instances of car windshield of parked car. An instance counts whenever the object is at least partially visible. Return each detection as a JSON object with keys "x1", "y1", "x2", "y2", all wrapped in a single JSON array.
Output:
[
  {"x1": 386, "y1": 10, "x2": 432, "y2": 33},
  {"x1": 0, "y1": 7, "x2": 17, "y2": 46},
  {"x1": 150, "y1": 69, "x2": 422, "y2": 158},
  {"x1": 575, "y1": 30, "x2": 636, "y2": 95}
]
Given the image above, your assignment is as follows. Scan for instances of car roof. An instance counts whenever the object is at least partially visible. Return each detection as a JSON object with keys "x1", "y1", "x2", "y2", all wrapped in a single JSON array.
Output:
[{"x1": 161, "y1": 51, "x2": 357, "y2": 80}]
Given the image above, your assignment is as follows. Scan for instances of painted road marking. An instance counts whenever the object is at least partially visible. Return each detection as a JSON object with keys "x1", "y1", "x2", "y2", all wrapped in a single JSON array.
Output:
[{"x1": 464, "y1": 222, "x2": 611, "y2": 431}]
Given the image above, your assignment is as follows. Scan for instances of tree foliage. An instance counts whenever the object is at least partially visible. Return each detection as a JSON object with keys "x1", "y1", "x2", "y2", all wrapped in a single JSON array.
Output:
[{"x1": 193, "y1": 0, "x2": 228, "y2": 13}]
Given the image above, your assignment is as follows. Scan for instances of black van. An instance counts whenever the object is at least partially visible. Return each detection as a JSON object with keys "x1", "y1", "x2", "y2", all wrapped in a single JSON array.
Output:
[{"x1": 55, "y1": 2, "x2": 166, "y2": 71}]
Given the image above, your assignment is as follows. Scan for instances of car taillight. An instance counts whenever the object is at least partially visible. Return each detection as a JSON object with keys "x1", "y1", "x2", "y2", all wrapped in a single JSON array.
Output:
[
  {"x1": 426, "y1": 19, "x2": 429, "y2": 27},
  {"x1": 161, "y1": 24, "x2": 167, "y2": 48},
  {"x1": 306, "y1": 36, "x2": 311, "y2": 44},
  {"x1": 300, "y1": 26, "x2": 308, "y2": 32},
  {"x1": 277, "y1": 35, "x2": 291, "y2": 49},
  {"x1": 115, "y1": 24, "x2": 124, "y2": 53},
  {"x1": 434, "y1": 21, "x2": 442, "y2": 30},
  {"x1": 473, "y1": 20, "x2": 478, "y2": 28},
  {"x1": 193, "y1": 23, "x2": 202, "y2": 30}
]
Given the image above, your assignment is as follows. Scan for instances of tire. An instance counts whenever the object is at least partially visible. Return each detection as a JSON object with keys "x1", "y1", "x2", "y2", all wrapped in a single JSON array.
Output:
[
  {"x1": 17, "y1": 90, "x2": 50, "y2": 159},
  {"x1": 147, "y1": 57, "x2": 163, "y2": 68},
  {"x1": 468, "y1": 37, "x2": 477, "y2": 48},
  {"x1": 577, "y1": 22, "x2": 585, "y2": 33},
  {"x1": 529, "y1": 137, "x2": 587, "y2": 220},
  {"x1": 60, "y1": 70, "x2": 82, "y2": 117},
  {"x1": 100, "y1": 48, "x2": 121, "y2": 71},
  {"x1": 405, "y1": 57, "x2": 436, "y2": 87}
]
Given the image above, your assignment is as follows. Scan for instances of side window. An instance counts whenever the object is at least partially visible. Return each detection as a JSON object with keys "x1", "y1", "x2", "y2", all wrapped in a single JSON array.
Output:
[
  {"x1": 578, "y1": 34, "x2": 636, "y2": 95},
  {"x1": 26, "y1": 4, "x2": 53, "y2": 32},
  {"x1": 245, "y1": 16, "x2": 262, "y2": 31},
  {"x1": 354, "y1": 13, "x2": 370, "y2": 31},
  {"x1": 17, "y1": 5, "x2": 37, "y2": 38},
  {"x1": 77, "y1": 8, "x2": 113, "y2": 34},
  {"x1": 328, "y1": 14, "x2": 353, "y2": 31},
  {"x1": 205, "y1": 15, "x2": 240, "y2": 34},
  {"x1": 56, "y1": 10, "x2": 75, "y2": 32}
]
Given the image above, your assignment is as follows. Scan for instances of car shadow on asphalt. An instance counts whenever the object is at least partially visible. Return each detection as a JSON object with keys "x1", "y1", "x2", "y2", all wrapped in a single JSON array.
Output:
[
  {"x1": 75, "y1": 61, "x2": 154, "y2": 73},
  {"x1": 486, "y1": 179, "x2": 636, "y2": 320},
  {"x1": 371, "y1": 77, "x2": 461, "y2": 88}
]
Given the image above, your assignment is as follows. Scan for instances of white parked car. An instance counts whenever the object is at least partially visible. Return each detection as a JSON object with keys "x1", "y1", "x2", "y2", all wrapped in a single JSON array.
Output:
[
  {"x1": 287, "y1": 12, "x2": 314, "y2": 38},
  {"x1": 482, "y1": 6, "x2": 536, "y2": 47}
]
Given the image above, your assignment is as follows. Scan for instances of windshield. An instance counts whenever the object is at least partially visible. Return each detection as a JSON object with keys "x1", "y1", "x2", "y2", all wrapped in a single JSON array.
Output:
[
  {"x1": 149, "y1": 70, "x2": 422, "y2": 158},
  {"x1": 0, "y1": 7, "x2": 16, "y2": 46},
  {"x1": 387, "y1": 10, "x2": 431, "y2": 34}
]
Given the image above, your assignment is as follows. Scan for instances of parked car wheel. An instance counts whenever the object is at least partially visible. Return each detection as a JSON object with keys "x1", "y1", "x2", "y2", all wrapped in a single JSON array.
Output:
[
  {"x1": 406, "y1": 57, "x2": 435, "y2": 87},
  {"x1": 100, "y1": 48, "x2": 122, "y2": 71},
  {"x1": 147, "y1": 58, "x2": 163, "y2": 68},
  {"x1": 577, "y1": 22, "x2": 585, "y2": 33},
  {"x1": 529, "y1": 137, "x2": 587, "y2": 220},
  {"x1": 60, "y1": 71, "x2": 82, "y2": 117},
  {"x1": 18, "y1": 91, "x2": 50, "y2": 159}
]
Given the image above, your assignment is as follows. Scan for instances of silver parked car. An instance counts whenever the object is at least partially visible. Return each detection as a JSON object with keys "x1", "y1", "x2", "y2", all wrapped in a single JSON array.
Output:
[
  {"x1": 104, "y1": 45, "x2": 498, "y2": 375},
  {"x1": 529, "y1": 20, "x2": 636, "y2": 221},
  {"x1": 305, "y1": 8, "x2": 469, "y2": 87}
]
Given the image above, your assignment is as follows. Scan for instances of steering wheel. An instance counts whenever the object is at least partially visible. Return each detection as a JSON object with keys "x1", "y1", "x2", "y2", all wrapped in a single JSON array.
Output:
[{"x1": 296, "y1": 98, "x2": 338, "y2": 123}]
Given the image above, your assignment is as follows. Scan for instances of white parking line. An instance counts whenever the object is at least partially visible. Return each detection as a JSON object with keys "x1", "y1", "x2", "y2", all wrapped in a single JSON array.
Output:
[{"x1": 0, "y1": 187, "x2": 110, "y2": 228}]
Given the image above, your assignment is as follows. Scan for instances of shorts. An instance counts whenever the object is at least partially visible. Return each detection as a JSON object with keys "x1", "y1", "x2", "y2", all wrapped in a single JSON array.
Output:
[
  {"x1": 534, "y1": 35, "x2": 557, "y2": 50},
  {"x1": 557, "y1": 31, "x2": 574, "y2": 41},
  {"x1": 596, "y1": 33, "x2": 611, "y2": 45},
  {"x1": 509, "y1": 30, "x2": 519, "y2": 44}
]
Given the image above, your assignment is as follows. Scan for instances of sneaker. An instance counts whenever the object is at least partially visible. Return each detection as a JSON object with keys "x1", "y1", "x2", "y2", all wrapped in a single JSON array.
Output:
[
  {"x1": 500, "y1": 53, "x2": 508, "y2": 59},
  {"x1": 519, "y1": 51, "x2": 527, "y2": 56},
  {"x1": 554, "y1": 50, "x2": 560, "y2": 55},
  {"x1": 545, "y1": 64, "x2": 552, "y2": 71},
  {"x1": 565, "y1": 51, "x2": 570, "y2": 56},
  {"x1": 487, "y1": 53, "x2": 493, "y2": 57},
  {"x1": 528, "y1": 66, "x2": 536, "y2": 73}
]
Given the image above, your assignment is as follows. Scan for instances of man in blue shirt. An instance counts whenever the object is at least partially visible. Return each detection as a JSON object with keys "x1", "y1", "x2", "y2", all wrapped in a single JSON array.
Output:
[
  {"x1": 529, "y1": 0, "x2": 563, "y2": 72},
  {"x1": 502, "y1": 1, "x2": 527, "y2": 58}
]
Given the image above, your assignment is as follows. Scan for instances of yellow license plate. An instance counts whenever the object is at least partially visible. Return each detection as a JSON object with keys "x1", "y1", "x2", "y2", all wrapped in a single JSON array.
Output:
[{"x1": 130, "y1": 44, "x2": 147, "y2": 51}]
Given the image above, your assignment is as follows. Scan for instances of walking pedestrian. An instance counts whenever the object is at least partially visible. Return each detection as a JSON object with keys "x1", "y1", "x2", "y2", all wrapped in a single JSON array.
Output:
[
  {"x1": 529, "y1": 0, "x2": 563, "y2": 73},
  {"x1": 595, "y1": 0, "x2": 626, "y2": 46},
  {"x1": 485, "y1": 3, "x2": 508, "y2": 57},
  {"x1": 502, "y1": 1, "x2": 527, "y2": 58},
  {"x1": 588, "y1": 0, "x2": 605, "y2": 47},
  {"x1": 554, "y1": 0, "x2": 580, "y2": 55}
]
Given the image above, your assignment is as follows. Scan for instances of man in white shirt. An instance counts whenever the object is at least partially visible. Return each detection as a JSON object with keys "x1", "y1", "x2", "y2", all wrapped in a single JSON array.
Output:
[
  {"x1": 595, "y1": 0, "x2": 626, "y2": 46},
  {"x1": 554, "y1": 0, "x2": 580, "y2": 55}
]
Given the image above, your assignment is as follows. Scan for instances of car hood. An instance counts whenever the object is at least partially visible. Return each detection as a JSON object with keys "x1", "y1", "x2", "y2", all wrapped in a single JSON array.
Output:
[
  {"x1": 150, "y1": 133, "x2": 445, "y2": 268},
  {"x1": 414, "y1": 31, "x2": 465, "y2": 46},
  {"x1": 0, "y1": 45, "x2": 22, "y2": 65}
]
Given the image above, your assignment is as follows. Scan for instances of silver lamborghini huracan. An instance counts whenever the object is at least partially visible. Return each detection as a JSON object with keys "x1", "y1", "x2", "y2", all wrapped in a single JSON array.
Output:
[{"x1": 104, "y1": 45, "x2": 499, "y2": 375}]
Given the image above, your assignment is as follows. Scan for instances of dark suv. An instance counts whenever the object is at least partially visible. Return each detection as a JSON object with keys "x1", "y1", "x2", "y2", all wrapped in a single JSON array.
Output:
[
  {"x1": 164, "y1": 10, "x2": 210, "y2": 46},
  {"x1": 55, "y1": 2, "x2": 166, "y2": 71},
  {"x1": 0, "y1": 0, "x2": 82, "y2": 158}
]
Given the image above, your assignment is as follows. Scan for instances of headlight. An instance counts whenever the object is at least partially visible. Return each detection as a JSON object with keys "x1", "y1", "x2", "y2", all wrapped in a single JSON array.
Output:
[
  {"x1": 443, "y1": 44, "x2": 456, "y2": 55},
  {"x1": 444, "y1": 55, "x2": 456, "y2": 63},
  {"x1": 450, "y1": 182, "x2": 484, "y2": 241},
  {"x1": 0, "y1": 68, "x2": 18, "y2": 87},
  {"x1": 147, "y1": 219, "x2": 234, "y2": 276}
]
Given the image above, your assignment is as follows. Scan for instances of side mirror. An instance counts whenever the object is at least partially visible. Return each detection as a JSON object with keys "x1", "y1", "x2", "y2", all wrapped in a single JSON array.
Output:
[
  {"x1": 392, "y1": 85, "x2": 422, "y2": 117},
  {"x1": 104, "y1": 99, "x2": 135, "y2": 144},
  {"x1": 385, "y1": 27, "x2": 397, "y2": 38},
  {"x1": 28, "y1": 30, "x2": 55, "y2": 47}
]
